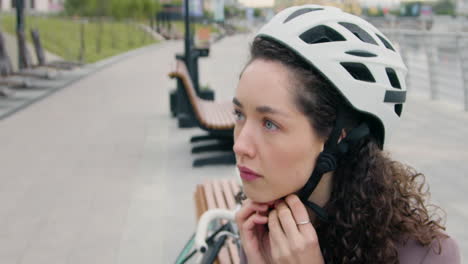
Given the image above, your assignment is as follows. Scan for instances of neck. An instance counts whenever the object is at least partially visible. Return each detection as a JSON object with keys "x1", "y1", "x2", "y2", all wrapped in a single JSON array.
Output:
[{"x1": 306, "y1": 171, "x2": 334, "y2": 225}]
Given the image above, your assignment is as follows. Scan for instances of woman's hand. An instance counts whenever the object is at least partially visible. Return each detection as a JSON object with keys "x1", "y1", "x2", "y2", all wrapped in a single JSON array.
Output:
[
  {"x1": 235, "y1": 199, "x2": 270, "y2": 264},
  {"x1": 268, "y1": 194, "x2": 325, "y2": 264}
]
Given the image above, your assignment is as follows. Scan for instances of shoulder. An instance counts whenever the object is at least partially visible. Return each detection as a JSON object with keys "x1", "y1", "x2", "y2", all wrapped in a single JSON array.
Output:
[{"x1": 398, "y1": 234, "x2": 461, "y2": 264}]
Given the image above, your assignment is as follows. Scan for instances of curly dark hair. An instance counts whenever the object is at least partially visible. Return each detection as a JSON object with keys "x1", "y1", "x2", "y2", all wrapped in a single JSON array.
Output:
[{"x1": 248, "y1": 37, "x2": 446, "y2": 263}]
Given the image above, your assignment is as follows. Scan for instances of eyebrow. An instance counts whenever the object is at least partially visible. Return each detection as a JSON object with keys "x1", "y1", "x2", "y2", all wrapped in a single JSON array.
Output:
[
  {"x1": 233, "y1": 97, "x2": 242, "y2": 107},
  {"x1": 232, "y1": 97, "x2": 289, "y2": 117}
]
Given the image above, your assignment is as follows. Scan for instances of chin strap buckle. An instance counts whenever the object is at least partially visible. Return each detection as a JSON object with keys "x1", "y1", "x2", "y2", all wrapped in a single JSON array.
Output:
[
  {"x1": 315, "y1": 152, "x2": 338, "y2": 175},
  {"x1": 299, "y1": 152, "x2": 337, "y2": 223},
  {"x1": 298, "y1": 122, "x2": 371, "y2": 224}
]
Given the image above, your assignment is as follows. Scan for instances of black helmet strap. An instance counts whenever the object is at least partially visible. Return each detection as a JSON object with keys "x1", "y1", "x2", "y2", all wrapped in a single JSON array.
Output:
[{"x1": 297, "y1": 109, "x2": 370, "y2": 223}]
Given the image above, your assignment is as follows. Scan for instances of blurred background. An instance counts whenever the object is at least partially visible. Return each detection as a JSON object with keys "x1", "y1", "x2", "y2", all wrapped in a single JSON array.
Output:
[
  {"x1": 0, "y1": 0, "x2": 467, "y2": 263},
  {"x1": 1, "y1": 0, "x2": 468, "y2": 109}
]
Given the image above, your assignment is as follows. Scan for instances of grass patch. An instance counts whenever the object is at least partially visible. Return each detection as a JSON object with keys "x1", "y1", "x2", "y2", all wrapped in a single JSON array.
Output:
[{"x1": 0, "y1": 14, "x2": 158, "y2": 63}]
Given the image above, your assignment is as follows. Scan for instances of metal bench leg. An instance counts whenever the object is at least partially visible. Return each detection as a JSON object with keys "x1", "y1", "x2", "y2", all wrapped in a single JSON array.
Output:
[
  {"x1": 193, "y1": 153, "x2": 236, "y2": 167},
  {"x1": 190, "y1": 134, "x2": 232, "y2": 143},
  {"x1": 192, "y1": 142, "x2": 233, "y2": 153},
  {"x1": 170, "y1": 89, "x2": 177, "y2": 117}
]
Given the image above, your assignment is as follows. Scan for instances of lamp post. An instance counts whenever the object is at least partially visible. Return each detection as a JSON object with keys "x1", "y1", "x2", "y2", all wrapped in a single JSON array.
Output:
[
  {"x1": 172, "y1": 0, "x2": 213, "y2": 128},
  {"x1": 16, "y1": 0, "x2": 25, "y2": 69},
  {"x1": 182, "y1": 0, "x2": 208, "y2": 94},
  {"x1": 184, "y1": 0, "x2": 191, "y2": 67}
]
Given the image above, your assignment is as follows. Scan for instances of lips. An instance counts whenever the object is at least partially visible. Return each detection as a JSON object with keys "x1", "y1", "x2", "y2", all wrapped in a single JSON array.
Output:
[{"x1": 238, "y1": 166, "x2": 262, "y2": 181}]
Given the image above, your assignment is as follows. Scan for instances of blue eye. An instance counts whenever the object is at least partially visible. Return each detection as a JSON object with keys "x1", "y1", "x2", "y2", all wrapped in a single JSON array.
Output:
[
  {"x1": 233, "y1": 109, "x2": 245, "y2": 121},
  {"x1": 264, "y1": 120, "x2": 278, "y2": 131}
]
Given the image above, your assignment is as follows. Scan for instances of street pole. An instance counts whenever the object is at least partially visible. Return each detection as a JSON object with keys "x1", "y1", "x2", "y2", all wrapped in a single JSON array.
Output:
[
  {"x1": 184, "y1": 0, "x2": 190, "y2": 66},
  {"x1": 16, "y1": 0, "x2": 25, "y2": 69}
]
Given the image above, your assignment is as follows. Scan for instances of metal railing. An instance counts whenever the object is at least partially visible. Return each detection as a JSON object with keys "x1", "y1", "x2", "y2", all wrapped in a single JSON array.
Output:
[{"x1": 381, "y1": 28, "x2": 468, "y2": 111}]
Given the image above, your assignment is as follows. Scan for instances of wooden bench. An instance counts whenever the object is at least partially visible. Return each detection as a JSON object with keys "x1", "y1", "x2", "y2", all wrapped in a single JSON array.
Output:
[
  {"x1": 0, "y1": 31, "x2": 52, "y2": 81},
  {"x1": 169, "y1": 59, "x2": 235, "y2": 131},
  {"x1": 16, "y1": 30, "x2": 58, "y2": 75},
  {"x1": 169, "y1": 59, "x2": 236, "y2": 167},
  {"x1": 194, "y1": 178, "x2": 242, "y2": 264}
]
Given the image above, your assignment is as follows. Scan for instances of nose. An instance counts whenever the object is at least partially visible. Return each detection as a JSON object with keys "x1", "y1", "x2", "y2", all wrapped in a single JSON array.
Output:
[{"x1": 233, "y1": 123, "x2": 256, "y2": 160}]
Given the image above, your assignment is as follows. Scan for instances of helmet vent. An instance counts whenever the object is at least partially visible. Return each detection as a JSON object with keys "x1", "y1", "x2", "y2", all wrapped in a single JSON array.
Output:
[
  {"x1": 338, "y1": 22, "x2": 377, "y2": 45},
  {"x1": 386, "y1": 68, "x2": 401, "y2": 89},
  {"x1": 341, "y1": 62, "x2": 376, "y2": 82},
  {"x1": 284, "y1": 8, "x2": 324, "y2": 23},
  {"x1": 345, "y1": 50, "x2": 377, "y2": 57},
  {"x1": 299, "y1": 25, "x2": 346, "y2": 44},
  {"x1": 376, "y1": 34, "x2": 395, "y2": 51},
  {"x1": 395, "y1": 104, "x2": 403, "y2": 117}
]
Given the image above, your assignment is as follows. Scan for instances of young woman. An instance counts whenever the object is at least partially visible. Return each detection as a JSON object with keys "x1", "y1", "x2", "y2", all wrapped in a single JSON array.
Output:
[{"x1": 233, "y1": 5, "x2": 461, "y2": 264}]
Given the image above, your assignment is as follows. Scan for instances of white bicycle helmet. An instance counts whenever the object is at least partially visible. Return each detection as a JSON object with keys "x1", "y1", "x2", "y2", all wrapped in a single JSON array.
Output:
[
  {"x1": 256, "y1": 4, "x2": 407, "y2": 147},
  {"x1": 255, "y1": 5, "x2": 408, "y2": 222}
]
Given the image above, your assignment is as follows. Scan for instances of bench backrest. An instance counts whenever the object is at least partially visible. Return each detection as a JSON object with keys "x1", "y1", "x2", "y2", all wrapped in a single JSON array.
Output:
[
  {"x1": 194, "y1": 179, "x2": 241, "y2": 264},
  {"x1": 170, "y1": 60, "x2": 206, "y2": 122},
  {"x1": 170, "y1": 59, "x2": 236, "y2": 131}
]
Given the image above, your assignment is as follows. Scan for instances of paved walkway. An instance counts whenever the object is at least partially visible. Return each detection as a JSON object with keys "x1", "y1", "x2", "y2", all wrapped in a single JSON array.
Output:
[{"x1": 0, "y1": 33, "x2": 466, "y2": 263}]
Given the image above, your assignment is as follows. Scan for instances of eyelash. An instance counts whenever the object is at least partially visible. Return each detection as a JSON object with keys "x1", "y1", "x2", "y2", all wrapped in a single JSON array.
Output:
[
  {"x1": 263, "y1": 119, "x2": 279, "y2": 131},
  {"x1": 233, "y1": 109, "x2": 280, "y2": 131},
  {"x1": 233, "y1": 109, "x2": 245, "y2": 122}
]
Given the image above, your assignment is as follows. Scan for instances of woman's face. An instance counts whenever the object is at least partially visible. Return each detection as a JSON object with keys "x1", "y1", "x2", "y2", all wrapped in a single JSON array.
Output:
[{"x1": 233, "y1": 59, "x2": 325, "y2": 203}]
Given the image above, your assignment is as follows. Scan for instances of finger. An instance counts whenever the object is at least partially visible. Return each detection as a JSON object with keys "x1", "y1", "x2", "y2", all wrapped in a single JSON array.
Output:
[
  {"x1": 235, "y1": 199, "x2": 268, "y2": 223},
  {"x1": 276, "y1": 201, "x2": 301, "y2": 239},
  {"x1": 242, "y1": 213, "x2": 268, "y2": 232},
  {"x1": 285, "y1": 194, "x2": 315, "y2": 234},
  {"x1": 240, "y1": 213, "x2": 268, "y2": 240},
  {"x1": 268, "y1": 209, "x2": 289, "y2": 257}
]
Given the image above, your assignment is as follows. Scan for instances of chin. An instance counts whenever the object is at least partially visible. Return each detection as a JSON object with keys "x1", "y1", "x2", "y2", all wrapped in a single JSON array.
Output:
[{"x1": 243, "y1": 185, "x2": 278, "y2": 204}]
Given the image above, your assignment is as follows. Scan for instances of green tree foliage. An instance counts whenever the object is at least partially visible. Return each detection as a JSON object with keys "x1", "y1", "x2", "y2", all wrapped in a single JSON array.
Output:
[
  {"x1": 224, "y1": 6, "x2": 242, "y2": 19},
  {"x1": 253, "y1": 8, "x2": 262, "y2": 18},
  {"x1": 64, "y1": 0, "x2": 161, "y2": 20},
  {"x1": 432, "y1": 0, "x2": 455, "y2": 16},
  {"x1": 64, "y1": 0, "x2": 83, "y2": 15}
]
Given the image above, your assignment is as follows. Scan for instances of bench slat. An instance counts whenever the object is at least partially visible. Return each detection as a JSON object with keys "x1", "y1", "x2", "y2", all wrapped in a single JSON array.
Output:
[
  {"x1": 194, "y1": 179, "x2": 241, "y2": 264},
  {"x1": 211, "y1": 181, "x2": 233, "y2": 264},
  {"x1": 204, "y1": 180, "x2": 217, "y2": 210},
  {"x1": 222, "y1": 179, "x2": 240, "y2": 264},
  {"x1": 194, "y1": 185, "x2": 208, "y2": 220},
  {"x1": 203, "y1": 181, "x2": 224, "y2": 264}
]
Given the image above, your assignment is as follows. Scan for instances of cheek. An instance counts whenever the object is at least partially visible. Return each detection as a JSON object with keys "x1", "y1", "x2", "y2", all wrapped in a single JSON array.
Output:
[
  {"x1": 271, "y1": 131, "x2": 320, "y2": 167},
  {"x1": 281, "y1": 146, "x2": 316, "y2": 179},
  {"x1": 264, "y1": 137, "x2": 320, "y2": 192}
]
